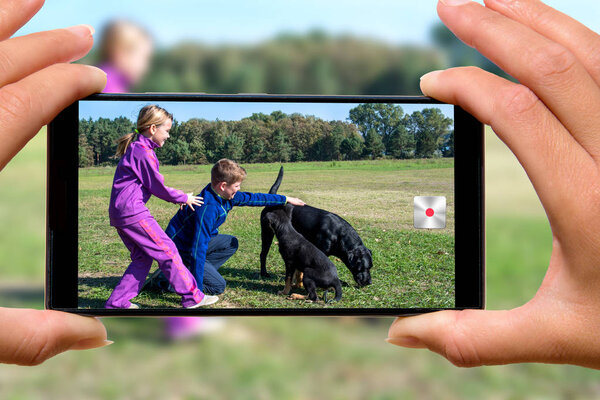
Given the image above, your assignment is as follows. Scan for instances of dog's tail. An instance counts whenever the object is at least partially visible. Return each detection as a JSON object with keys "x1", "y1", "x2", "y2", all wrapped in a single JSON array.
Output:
[{"x1": 268, "y1": 166, "x2": 284, "y2": 194}]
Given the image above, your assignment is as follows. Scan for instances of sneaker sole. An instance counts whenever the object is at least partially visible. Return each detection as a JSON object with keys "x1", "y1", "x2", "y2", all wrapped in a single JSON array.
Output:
[{"x1": 186, "y1": 296, "x2": 219, "y2": 309}]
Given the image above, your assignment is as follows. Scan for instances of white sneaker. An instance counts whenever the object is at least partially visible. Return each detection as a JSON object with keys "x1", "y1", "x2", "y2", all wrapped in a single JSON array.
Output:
[
  {"x1": 128, "y1": 303, "x2": 140, "y2": 309},
  {"x1": 185, "y1": 295, "x2": 219, "y2": 309}
]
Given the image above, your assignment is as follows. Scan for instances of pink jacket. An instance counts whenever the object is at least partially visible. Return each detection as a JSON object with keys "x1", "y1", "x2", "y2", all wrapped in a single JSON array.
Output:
[{"x1": 108, "y1": 134, "x2": 187, "y2": 226}]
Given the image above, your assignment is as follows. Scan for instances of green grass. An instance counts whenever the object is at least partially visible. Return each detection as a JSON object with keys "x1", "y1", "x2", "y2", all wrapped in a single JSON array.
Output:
[
  {"x1": 3, "y1": 127, "x2": 600, "y2": 399},
  {"x1": 78, "y1": 159, "x2": 455, "y2": 309}
]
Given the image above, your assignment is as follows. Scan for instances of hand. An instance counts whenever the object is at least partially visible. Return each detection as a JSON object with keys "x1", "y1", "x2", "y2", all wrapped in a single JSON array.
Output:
[
  {"x1": 185, "y1": 193, "x2": 204, "y2": 211},
  {"x1": 286, "y1": 196, "x2": 306, "y2": 206},
  {"x1": 0, "y1": 0, "x2": 106, "y2": 171},
  {"x1": 0, "y1": 0, "x2": 108, "y2": 365},
  {"x1": 388, "y1": 0, "x2": 600, "y2": 369},
  {"x1": 0, "y1": 308, "x2": 110, "y2": 366}
]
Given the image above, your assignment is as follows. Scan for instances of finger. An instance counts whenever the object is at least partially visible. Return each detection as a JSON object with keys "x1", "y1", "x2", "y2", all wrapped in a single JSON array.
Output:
[
  {"x1": 0, "y1": 63, "x2": 106, "y2": 171},
  {"x1": 0, "y1": 308, "x2": 110, "y2": 366},
  {"x1": 387, "y1": 307, "x2": 562, "y2": 367},
  {"x1": 438, "y1": 0, "x2": 600, "y2": 157},
  {"x1": 0, "y1": 0, "x2": 44, "y2": 40},
  {"x1": 0, "y1": 25, "x2": 95, "y2": 87},
  {"x1": 188, "y1": 204, "x2": 195, "y2": 211},
  {"x1": 420, "y1": 66, "x2": 594, "y2": 224},
  {"x1": 484, "y1": 0, "x2": 600, "y2": 86}
]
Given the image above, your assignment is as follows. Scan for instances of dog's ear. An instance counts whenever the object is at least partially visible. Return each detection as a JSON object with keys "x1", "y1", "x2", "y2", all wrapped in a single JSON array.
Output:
[
  {"x1": 284, "y1": 205, "x2": 293, "y2": 219},
  {"x1": 347, "y1": 248, "x2": 358, "y2": 264}
]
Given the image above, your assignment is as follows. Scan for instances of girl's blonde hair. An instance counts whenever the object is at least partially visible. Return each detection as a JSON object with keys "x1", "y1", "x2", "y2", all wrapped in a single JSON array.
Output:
[
  {"x1": 100, "y1": 20, "x2": 152, "y2": 62},
  {"x1": 115, "y1": 105, "x2": 173, "y2": 158}
]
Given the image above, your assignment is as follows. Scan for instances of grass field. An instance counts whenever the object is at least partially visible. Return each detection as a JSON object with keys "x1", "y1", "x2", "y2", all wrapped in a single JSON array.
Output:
[
  {"x1": 78, "y1": 158, "x2": 456, "y2": 309},
  {"x1": 2, "y1": 128, "x2": 600, "y2": 400}
]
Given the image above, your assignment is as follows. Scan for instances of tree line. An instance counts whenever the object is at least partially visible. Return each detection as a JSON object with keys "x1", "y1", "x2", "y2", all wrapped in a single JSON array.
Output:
[
  {"x1": 78, "y1": 104, "x2": 453, "y2": 167},
  {"x1": 81, "y1": 30, "x2": 444, "y2": 96}
]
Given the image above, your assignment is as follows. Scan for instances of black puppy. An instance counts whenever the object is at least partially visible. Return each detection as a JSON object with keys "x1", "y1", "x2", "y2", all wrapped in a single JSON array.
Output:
[
  {"x1": 264, "y1": 207, "x2": 342, "y2": 302},
  {"x1": 260, "y1": 167, "x2": 373, "y2": 287}
]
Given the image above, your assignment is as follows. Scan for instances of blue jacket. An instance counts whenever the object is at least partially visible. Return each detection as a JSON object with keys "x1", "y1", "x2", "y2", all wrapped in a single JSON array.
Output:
[{"x1": 165, "y1": 183, "x2": 287, "y2": 286}]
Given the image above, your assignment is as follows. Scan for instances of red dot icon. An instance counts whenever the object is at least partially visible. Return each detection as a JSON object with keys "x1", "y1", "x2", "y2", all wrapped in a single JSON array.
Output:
[{"x1": 425, "y1": 208, "x2": 435, "y2": 217}]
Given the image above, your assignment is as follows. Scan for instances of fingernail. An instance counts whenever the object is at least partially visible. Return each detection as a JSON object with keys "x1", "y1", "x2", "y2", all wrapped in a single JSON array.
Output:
[
  {"x1": 420, "y1": 70, "x2": 443, "y2": 82},
  {"x1": 65, "y1": 24, "x2": 95, "y2": 38},
  {"x1": 386, "y1": 336, "x2": 425, "y2": 348},
  {"x1": 440, "y1": 0, "x2": 472, "y2": 6},
  {"x1": 70, "y1": 338, "x2": 113, "y2": 350}
]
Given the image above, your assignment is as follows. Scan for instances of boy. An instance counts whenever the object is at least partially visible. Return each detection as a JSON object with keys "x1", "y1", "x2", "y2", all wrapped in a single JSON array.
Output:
[{"x1": 164, "y1": 159, "x2": 305, "y2": 295}]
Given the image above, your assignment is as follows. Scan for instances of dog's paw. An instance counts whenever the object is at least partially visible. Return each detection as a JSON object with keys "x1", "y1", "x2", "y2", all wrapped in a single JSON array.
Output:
[{"x1": 288, "y1": 293, "x2": 307, "y2": 300}]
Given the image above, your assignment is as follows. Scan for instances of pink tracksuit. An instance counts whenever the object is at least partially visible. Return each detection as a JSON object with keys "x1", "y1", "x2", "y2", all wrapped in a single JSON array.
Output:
[{"x1": 105, "y1": 134, "x2": 204, "y2": 309}]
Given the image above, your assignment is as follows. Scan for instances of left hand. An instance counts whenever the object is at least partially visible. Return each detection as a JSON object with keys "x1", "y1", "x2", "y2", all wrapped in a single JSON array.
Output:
[
  {"x1": 183, "y1": 193, "x2": 203, "y2": 211},
  {"x1": 0, "y1": 0, "x2": 110, "y2": 366},
  {"x1": 286, "y1": 196, "x2": 306, "y2": 206}
]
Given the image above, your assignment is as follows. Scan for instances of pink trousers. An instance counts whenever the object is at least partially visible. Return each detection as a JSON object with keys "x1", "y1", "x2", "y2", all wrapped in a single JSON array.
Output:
[{"x1": 105, "y1": 217, "x2": 204, "y2": 309}]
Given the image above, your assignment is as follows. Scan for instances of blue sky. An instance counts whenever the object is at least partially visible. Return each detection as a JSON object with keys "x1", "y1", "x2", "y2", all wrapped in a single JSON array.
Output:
[
  {"x1": 15, "y1": 1, "x2": 599, "y2": 48},
  {"x1": 79, "y1": 101, "x2": 454, "y2": 124}
]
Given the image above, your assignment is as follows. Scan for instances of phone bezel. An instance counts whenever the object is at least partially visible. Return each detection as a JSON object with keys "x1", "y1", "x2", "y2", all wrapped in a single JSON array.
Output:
[{"x1": 47, "y1": 93, "x2": 484, "y2": 316}]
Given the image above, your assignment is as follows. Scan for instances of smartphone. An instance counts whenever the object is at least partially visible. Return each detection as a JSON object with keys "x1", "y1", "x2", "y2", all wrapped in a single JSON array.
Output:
[{"x1": 47, "y1": 93, "x2": 484, "y2": 316}]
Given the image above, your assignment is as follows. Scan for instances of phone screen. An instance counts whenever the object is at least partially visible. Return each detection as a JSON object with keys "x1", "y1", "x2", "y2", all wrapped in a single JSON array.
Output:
[{"x1": 47, "y1": 94, "x2": 483, "y2": 315}]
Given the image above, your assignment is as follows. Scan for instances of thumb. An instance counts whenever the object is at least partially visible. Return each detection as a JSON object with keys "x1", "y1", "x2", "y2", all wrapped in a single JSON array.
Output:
[
  {"x1": 387, "y1": 307, "x2": 559, "y2": 367},
  {"x1": 0, "y1": 308, "x2": 110, "y2": 366}
]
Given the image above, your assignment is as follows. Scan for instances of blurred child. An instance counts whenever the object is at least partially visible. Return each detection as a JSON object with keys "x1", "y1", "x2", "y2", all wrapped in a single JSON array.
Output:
[
  {"x1": 105, "y1": 104, "x2": 217, "y2": 309},
  {"x1": 98, "y1": 20, "x2": 153, "y2": 93}
]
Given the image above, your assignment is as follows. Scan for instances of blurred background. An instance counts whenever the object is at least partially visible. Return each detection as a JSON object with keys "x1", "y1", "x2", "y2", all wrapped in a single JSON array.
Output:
[{"x1": 2, "y1": 0, "x2": 600, "y2": 398}]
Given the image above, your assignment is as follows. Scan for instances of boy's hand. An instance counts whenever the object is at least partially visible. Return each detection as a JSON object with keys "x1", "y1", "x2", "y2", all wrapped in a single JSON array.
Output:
[
  {"x1": 286, "y1": 196, "x2": 306, "y2": 206},
  {"x1": 185, "y1": 193, "x2": 204, "y2": 211},
  {"x1": 388, "y1": 0, "x2": 600, "y2": 369}
]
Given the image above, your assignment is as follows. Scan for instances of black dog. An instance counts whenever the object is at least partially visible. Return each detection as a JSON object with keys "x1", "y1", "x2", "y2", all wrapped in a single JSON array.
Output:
[
  {"x1": 264, "y1": 207, "x2": 342, "y2": 302},
  {"x1": 260, "y1": 167, "x2": 373, "y2": 287}
]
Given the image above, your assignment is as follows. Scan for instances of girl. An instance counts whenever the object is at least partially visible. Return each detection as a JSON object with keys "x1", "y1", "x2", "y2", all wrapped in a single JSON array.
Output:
[
  {"x1": 106, "y1": 105, "x2": 218, "y2": 309},
  {"x1": 98, "y1": 20, "x2": 153, "y2": 93}
]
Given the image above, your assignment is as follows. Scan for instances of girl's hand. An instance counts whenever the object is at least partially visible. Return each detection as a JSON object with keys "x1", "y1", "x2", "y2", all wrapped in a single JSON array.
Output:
[
  {"x1": 388, "y1": 0, "x2": 600, "y2": 369},
  {"x1": 0, "y1": 0, "x2": 108, "y2": 365},
  {"x1": 286, "y1": 196, "x2": 306, "y2": 206},
  {"x1": 185, "y1": 193, "x2": 204, "y2": 211}
]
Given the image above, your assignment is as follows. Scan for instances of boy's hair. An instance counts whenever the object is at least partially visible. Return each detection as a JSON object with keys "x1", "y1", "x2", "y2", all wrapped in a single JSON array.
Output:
[
  {"x1": 211, "y1": 159, "x2": 247, "y2": 186},
  {"x1": 115, "y1": 104, "x2": 173, "y2": 158}
]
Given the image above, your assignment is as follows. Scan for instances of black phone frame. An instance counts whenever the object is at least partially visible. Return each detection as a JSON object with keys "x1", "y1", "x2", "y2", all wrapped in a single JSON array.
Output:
[{"x1": 47, "y1": 93, "x2": 484, "y2": 316}]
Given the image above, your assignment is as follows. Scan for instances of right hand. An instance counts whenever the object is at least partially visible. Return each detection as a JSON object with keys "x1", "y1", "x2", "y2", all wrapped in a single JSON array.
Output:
[
  {"x1": 388, "y1": 0, "x2": 600, "y2": 369},
  {"x1": 184, "y1": 193, "x2": 204, "y2": 211}
]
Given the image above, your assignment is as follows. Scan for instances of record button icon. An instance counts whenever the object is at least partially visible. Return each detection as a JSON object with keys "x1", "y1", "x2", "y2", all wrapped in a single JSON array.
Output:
[{"x1": 414, "y1": 196, "x2": 446, "y2": 229}]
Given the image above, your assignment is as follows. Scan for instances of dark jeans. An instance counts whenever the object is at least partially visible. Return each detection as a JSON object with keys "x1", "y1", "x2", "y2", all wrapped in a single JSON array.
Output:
[
  {"x1": 199, "y1": 234, "x2": 238, "y2": 295},
  {"x1": 151, "y1": 234, "x2": 238, "y2": 296}
]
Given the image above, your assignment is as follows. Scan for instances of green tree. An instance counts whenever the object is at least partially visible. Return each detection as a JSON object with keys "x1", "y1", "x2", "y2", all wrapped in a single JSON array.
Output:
[
  {"x1": 442, "y1": 130, "x2": 454, "y2": 157},
  {"x1": 363, "y1": 128, "x2": 385, "y2": 159},
  {"x1": 78, "y1": 133, "x2": 94, "y2": 167},
  {"x1": 387, "y1": 123, "x2": 415, "y2": 159},
  {"x1": 222, "y1": 132, "x2": 245, "y2": 161},
  {"x1": 340, "y1": 135, "x2": 364, "y2": 160},
  {"x1": 407, "y1": 108, "x2": 453, "y2": 158},
  {"x1": 269, "y1": 128, "x2": 291, "y2": 162},
  {"x1": 348, "y1": 103, "x2": 404, "y2": 152}
]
